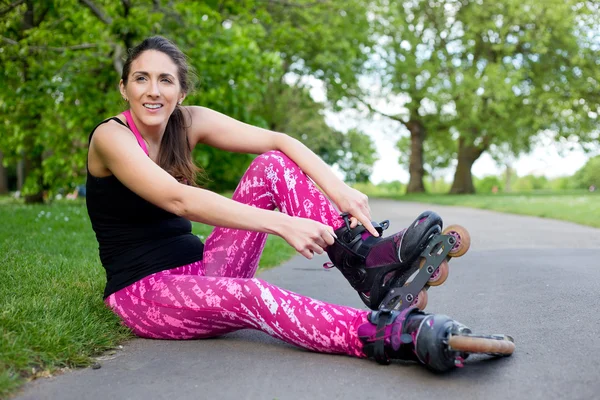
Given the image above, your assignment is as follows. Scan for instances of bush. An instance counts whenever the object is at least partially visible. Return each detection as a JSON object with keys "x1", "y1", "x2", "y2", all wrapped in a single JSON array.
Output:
[
  {"x1": 474, "y1": 175, "x2": 504, "y2": 194},
  {"x1": 573, "y1": 155, "x2": 600, "y2": 189},
  {"x1": 512, "y1": 175, "x2": 549, "y2": 192}
]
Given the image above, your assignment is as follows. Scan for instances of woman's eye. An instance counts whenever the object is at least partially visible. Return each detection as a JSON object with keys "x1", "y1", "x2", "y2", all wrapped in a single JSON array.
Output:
[
  {"x1": 136, "y1": 76, "x2": 146, "y2": 81},
  {"x1": 162, "y1": 78, "x2": 172, "y2": 83}
]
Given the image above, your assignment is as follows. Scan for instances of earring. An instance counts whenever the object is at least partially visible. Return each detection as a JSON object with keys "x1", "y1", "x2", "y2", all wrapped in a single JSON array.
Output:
[{"x1": 178, "y1": 101, "x2": 182, "y2": 105}]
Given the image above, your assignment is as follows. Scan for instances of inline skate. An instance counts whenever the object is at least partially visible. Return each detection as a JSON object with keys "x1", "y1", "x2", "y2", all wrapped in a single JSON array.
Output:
[
  {"x1": 325, "y1": 211, "x2": 471, "y2": 311},
  {"x1": 358, "y1": 307, "x2": 515, "y2": 372}
]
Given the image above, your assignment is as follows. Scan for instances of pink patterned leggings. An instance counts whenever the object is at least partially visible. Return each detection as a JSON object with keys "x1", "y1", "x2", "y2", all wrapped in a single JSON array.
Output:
[{"x1": 105, "y1": 151, "x2": 369, "y2": 357}]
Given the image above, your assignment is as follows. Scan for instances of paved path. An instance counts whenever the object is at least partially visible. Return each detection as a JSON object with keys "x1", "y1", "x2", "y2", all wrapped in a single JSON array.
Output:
[{"x1": 15, "y1": 200, "x2": 600, "y2": 400}]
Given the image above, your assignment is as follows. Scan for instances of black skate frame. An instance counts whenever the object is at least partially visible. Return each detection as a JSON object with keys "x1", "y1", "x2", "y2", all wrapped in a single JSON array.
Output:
[{"x1": 378, "y1": 232, "x2": 457, "y2": 311}]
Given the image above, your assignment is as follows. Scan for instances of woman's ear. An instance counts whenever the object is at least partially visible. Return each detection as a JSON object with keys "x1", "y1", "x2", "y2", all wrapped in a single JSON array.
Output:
[{"x1": 119, "y1": 79, "x2": 127, "y2": 101}]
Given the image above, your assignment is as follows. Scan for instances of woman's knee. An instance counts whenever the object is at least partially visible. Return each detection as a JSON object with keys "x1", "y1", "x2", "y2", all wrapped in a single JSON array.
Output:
[{"x1": 251, "y1": 150, "x2": 294, "y2": 170}]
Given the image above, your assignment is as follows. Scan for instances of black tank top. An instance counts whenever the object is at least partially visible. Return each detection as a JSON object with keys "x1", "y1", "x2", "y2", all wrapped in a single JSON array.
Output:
[{"x1": 86, "y1": 117, "x2": 204, "y2": 299}]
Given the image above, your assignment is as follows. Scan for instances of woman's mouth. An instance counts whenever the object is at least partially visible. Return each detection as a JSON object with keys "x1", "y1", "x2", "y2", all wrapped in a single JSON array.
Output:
[{"x1": 143, "y1": 103, "x2": 163, "y2": 110}]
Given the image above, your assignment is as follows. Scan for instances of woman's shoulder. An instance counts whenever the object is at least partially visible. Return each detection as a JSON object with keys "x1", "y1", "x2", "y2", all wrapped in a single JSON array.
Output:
[
  {"x1": 89, "y1": 116, "x2": 136, "y2": 151},
  {"x1": 89, "y1": 115, "x2": 127, "y2": 138},
  {"x1": 97, "y1": 115, "x2": 127, "y2": 131}
]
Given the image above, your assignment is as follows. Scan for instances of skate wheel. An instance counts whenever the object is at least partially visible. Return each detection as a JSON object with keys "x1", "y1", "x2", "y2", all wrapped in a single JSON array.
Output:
[
  {"x1": 418, "y1": 259, "x2": 449, "y2": 286},
  {"x1": 411, "y1": 289, "x2": 428, "y2": 310},
  {"x1": 448, "y1": 335, "x2": 515, "y2": 355},
  {"x1": 427, "y1": 260, "x2": 449, "y2": 286},
  {"x1": 443, "y1": 225, "x2": 471, "y2": 257}
]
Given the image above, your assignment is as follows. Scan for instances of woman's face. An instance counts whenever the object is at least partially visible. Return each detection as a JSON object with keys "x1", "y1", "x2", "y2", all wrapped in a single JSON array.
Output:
[{"x1": 120, "y1": 50, "x2": 185, "y2": 129}]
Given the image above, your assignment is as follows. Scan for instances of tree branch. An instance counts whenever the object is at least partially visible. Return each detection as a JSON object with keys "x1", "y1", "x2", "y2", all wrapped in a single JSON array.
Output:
[
  {"x1": 112, "y1": 43, "x2": 124, "y2": 75},
  {"x1": 79, "y1": 0, "x2": 112, "y2": 24},
  {"x1": 0, "y1": 0, "x2": 24, "y2": 17},
  {"x1": 348, "y1": 93, "x2": 409, "y2": 128},
  {"x1": 1, "y1": 36, "x2": 17, "y2": 45},
  {"x1": 258, "y1": 0, "x2": 327, "y2": 8},
  {"x1": 121, "y1": 0, "x2": 131, "y2": 17},
  {"x1": 34, "y1": 4, "x2": 50, "y2": 26},
  {"x1": 1, "y1": 36, "x2": 97, "y2": 52}
]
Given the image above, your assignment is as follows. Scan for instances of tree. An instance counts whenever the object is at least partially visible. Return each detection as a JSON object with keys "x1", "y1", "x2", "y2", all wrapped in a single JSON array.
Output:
[
  {"x1": 338, "y1": 129, "x2": 378, "y2": 183},
  {"x1": 1, "y1": 1, "x2": 377, "y2": 196},
  {"x1": 180, "y1": 0, "x2": 378, "y2": 188},
  {"x1": 238, "y1": 0, "x2": 378, "y2": 184},
  {"x1": 396, "y1": 127, "x2": 456, "y2": 189},
  {"x1": 446, "y1": 0, "x2": 600, "y2": 193},
  {"x1": 0, "y1": 1, "x2": 282, "y2": 195},
  {"x1": 368, "y1": 0, "x2": 600, "y2": 194},
  {"x1": 0, "y1": 1, "x2": 104, "y2": 202}
]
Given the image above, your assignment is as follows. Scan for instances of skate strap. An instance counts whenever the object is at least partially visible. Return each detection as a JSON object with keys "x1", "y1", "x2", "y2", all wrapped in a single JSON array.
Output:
[
  {"x1": 335, "y1": 221, "x2": 387, "y2": 261},
  {"x1": 373, "y1": 309, "x2": 393, "y2": 365}
]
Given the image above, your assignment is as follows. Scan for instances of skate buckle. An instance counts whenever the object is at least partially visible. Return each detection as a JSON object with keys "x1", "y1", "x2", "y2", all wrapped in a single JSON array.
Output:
[{"x1": 454, "y1": 356, "x2": 465, "y2": 368}]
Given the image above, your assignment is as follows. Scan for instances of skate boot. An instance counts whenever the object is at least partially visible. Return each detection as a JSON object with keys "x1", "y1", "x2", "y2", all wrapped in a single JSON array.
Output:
[
  {"x1": 358, "y1": 307, "x2": 515, "y2": 372},
  {"x1": 325, "y1": 211, "x2": 470, "y2": 311}
]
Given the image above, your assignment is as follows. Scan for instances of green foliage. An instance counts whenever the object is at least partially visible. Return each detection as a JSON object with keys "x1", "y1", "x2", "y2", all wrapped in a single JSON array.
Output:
[
  {"x1": 572, "y1": 155, "x2": 600, "y2": 189},
  {"x1": 0, "y1": 0, "x2": 376, "y2": 195},
  {"x1": 423, "y1": 177, "x2": 452, "y2": 194},
  {"x1": 378, "y1": 0, "x2": 600, "y2": 192},
  {"x1": 512, "y1": 175, "x2": 549, "y2": 192},
  {"x1": 338, "y1": 129, "x2": 378, "y2": 183},
  {"x1": 352, "y1": 180, "x2": 406, "y2": 197},
  {"x1": 548, "y1": 176, "x2": 577, "y2": 191},
  {"x1": 396, "y1": 132, "x2": 457, "y2": 180},
  {"x1": 242, "y1": 0, "x2": 374, "y2": 105},
  {"x1": 474, "y1": 175, "x2": 504, "y2": 194}
]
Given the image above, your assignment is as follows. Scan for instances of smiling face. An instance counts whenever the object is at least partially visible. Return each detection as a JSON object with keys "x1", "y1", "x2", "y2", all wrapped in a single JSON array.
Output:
[{"x1": 119, "y1": 50, "x2": 185, "y2": 130}]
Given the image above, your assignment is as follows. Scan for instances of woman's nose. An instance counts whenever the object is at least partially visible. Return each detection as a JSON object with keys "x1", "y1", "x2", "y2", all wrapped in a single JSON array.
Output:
[{"x1": 148, "y1": 80, "x2": 160, "y2": 97}]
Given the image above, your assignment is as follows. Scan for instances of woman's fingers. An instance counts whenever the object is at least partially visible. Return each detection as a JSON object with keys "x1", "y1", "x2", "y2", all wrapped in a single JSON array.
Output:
[
  {"x1": 300, "y1": 248, "x2": 314, "y2": 259},
  {"x1": 324, "y1": 227, "x2": 337, "y2": 245},
  {"x1": 359, "y1": 216, "x2": 379, "y2": 237},
  {"x1": 347, "y1": 206, "x2": 378, "y2": 238},
  {"x1": 349, "y1": 207, "x2": 378, "y2": 237},
  {"x1": 296, "y1": 225, "x2": 338, "y2": 259}
]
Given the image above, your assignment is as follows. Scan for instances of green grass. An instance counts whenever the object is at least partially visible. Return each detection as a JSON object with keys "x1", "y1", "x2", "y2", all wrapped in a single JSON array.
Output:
[
  {"x1": 0, "y1": 198, "x2": 295, "y2": 399},
  {"x1": 366, "y1": 190, "x2": 600, "y2": 228}
]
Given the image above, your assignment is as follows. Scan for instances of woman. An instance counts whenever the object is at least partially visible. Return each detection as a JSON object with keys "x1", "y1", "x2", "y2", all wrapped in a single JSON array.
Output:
[{"x1": 86, "y1": 36, "x2": 512, "y2": 372}]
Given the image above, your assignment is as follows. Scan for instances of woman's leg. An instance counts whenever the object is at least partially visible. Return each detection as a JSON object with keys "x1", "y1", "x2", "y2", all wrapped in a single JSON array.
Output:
[
  {"x1": 105, "y1": 264, "x2": 369, "y2": 357},
  {"x1": 203, "y1": 150, "x2": 344, "y2": 278}
]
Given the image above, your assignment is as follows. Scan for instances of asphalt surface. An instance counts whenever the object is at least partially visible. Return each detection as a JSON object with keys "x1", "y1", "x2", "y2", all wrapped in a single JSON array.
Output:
[{"x1": 14, "y1": 200, "x2": 600, "y2": 400}]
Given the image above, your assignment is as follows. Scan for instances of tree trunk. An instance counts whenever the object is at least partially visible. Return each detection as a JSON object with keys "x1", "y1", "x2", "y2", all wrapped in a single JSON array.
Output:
[
  {"x1": 449, "y1": 137, "x2": 485, "y2": 194},
  {"x1": 0, "y1": 152, "x2": 7, "y2": 194},
  {"x1": 406, "y1": 120, "x2": 426, "y2": 193},
  {"x1": 505, "y1": 164, "x2": 512, "y2": 193},
  {"x1": 17, "y1": 159, "x2": 24, "y2": 191},
  {"x1": 20, "y1": 0, "x2": 44, "y2": 203},
  {"x1": 23, "y1": 152, "x2": 44, "y2": 204}
]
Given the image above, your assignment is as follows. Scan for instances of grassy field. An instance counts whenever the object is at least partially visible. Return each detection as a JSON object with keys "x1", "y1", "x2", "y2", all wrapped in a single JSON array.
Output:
[
  {"x1": 0, "y1": 198, "x2": 295, "y2": 399},
  {"x1": 358, "y1": 189, "x2": 600, "y2": 228}
]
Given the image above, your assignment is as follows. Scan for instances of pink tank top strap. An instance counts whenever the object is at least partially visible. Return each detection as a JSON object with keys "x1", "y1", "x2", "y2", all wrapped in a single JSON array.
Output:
[{"x1": 122, "y1": 110, "x2": 149, "y2": 156}]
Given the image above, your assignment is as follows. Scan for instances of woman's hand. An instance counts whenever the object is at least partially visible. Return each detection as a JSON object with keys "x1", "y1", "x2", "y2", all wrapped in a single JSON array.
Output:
[
  {"x1": 278, "y1": 217, "x2": 338, "y2": 259},
  {"x1": 331, "y1": 184, "x2": 379, "y2": 237}
]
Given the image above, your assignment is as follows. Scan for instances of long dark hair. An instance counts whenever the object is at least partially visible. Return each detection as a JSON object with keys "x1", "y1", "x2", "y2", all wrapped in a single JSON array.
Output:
[{"x1": 121, "y1": 36, "x2": 202, "y2": 186}]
